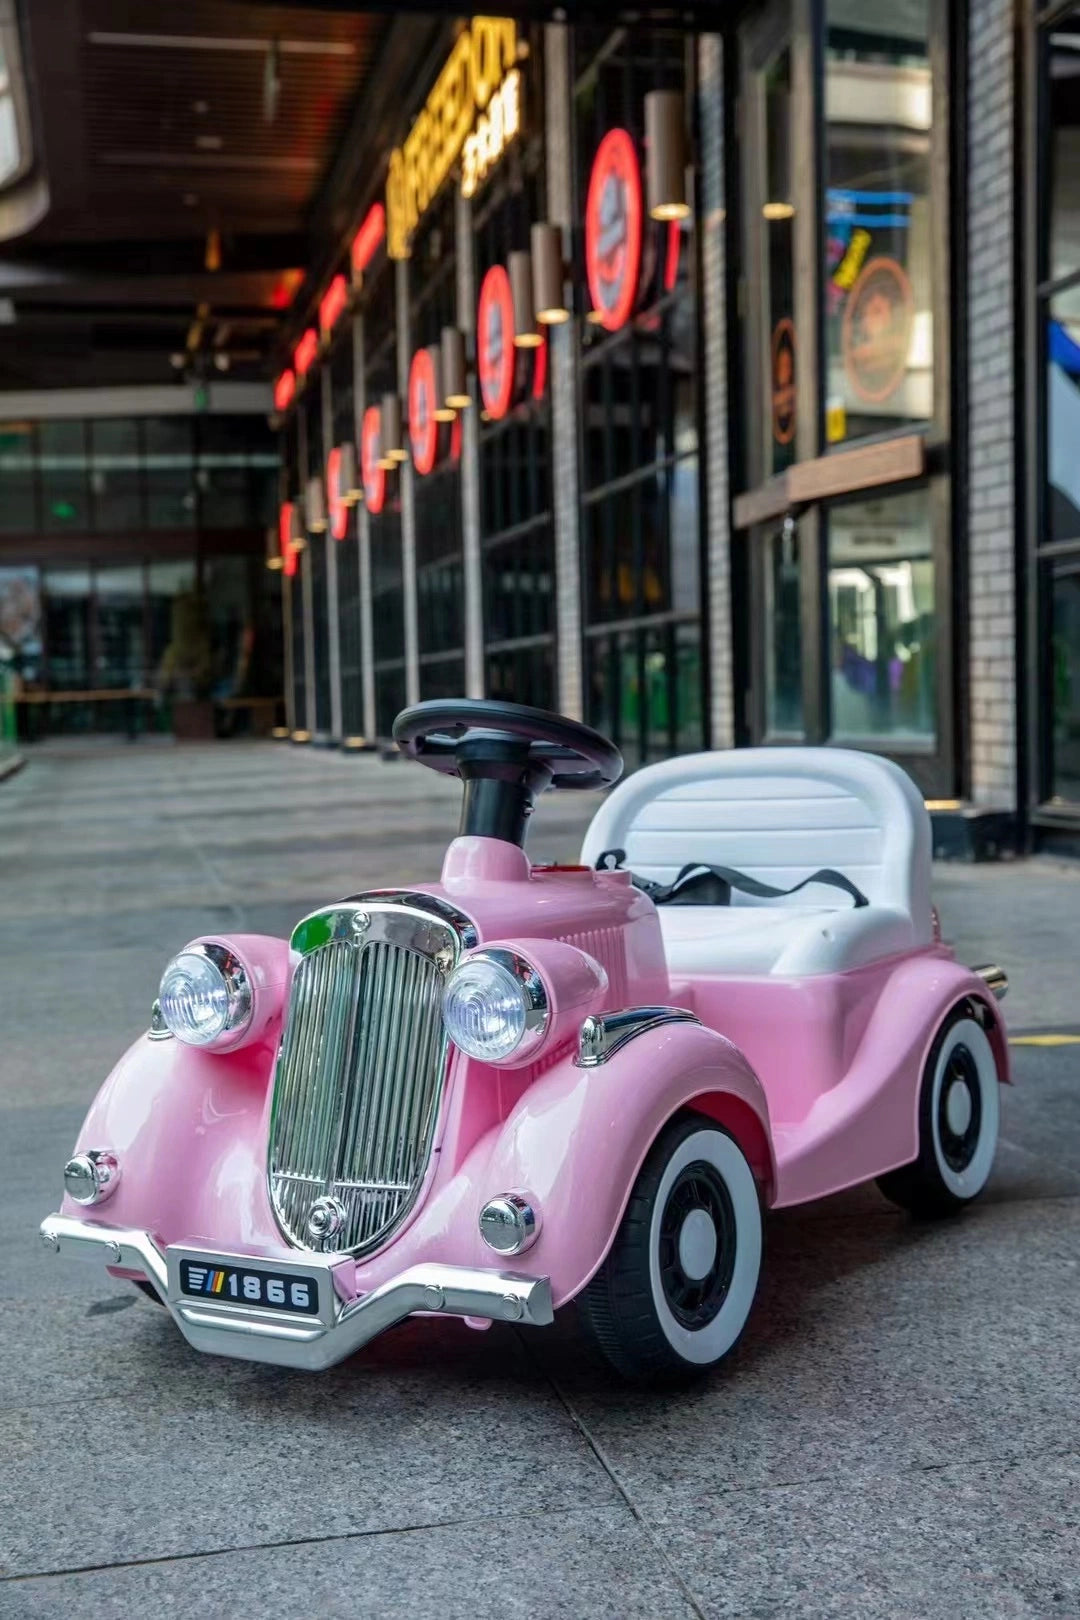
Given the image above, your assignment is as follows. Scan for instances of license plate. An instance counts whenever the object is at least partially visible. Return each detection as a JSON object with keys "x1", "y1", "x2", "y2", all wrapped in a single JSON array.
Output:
[{"x1": 178, "y1": 1258, "x2": 320, "y2": 1317}]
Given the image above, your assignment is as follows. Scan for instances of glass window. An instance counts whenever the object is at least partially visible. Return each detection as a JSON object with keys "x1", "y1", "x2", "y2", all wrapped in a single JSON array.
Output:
[
  {"x1": 764, "y1": 517, "x2": 804, "y2": 735},
  {"x1": 827, "y1": 486, "x2": 935, "y2": 742},
  {"x1": 148, "y1": 560, "x2": 197, "y2": 678},
  {"x1": 1051, "y1": 563, "x2": 1080, "y2": 803},
  {"x1": 0, "y1": 566, "x2": 42, "y2": 683},
  {"x1": 0, "y1": 421, "x2": 36, "y2": 531},
  {"x1": 823, "y1": 0, "x2": 932, "y2": 445},
  {"x1": 1048, "y1": 290, "x2": 1080, "y2": 548},
  {"x1": 145, "y1": 418, "x2": 195, "y2": 530},
  {"x1": 1048, "y1": 16, "x2": 1080, "y2": 284},
  {"x1": 203, "y1": 556, "x2": 255, "y2": 701},
  {"x1": 95, "y1": 565, "x2": 146, "y2": 689},
  {"x1": 39, "y1": 420, "x2": 89, "y2": 532},
  {"x1": 43, "y1": 570, "x2": 93, "y2": 690},
  {"x1": 91, "y1": 420, "x2": 142, "y2": 531}
]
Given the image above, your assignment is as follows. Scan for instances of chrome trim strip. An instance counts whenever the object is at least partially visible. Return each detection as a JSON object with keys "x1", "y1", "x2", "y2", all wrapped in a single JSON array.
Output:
[
  {"x1": 972, "y1": 964, "x2": 1008, "y2": 1001},
  {"x1": 575, "y1": 1006, "x2": 699, "y2": 1068},
  {"x1": 39, "y1": 1214, "x2": 553, "y2": 1372},
  {"x1": 335, "y1": 890, "x2": 478, "y2": 951}
]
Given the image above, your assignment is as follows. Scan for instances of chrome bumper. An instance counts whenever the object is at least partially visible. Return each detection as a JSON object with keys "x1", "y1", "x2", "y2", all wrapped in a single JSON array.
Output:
[{"x1": 39, "y1": 1213, "x2": 554, "y2": 1371}]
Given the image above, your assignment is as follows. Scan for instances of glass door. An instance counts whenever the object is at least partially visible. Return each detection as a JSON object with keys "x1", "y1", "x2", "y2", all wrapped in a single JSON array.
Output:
[{"x1": 734, "y1": 0, "x2": 954, "y2": 796}]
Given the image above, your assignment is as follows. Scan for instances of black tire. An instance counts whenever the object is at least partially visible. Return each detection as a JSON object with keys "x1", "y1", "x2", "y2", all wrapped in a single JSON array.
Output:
[
  {"x1": 132, "y1": 1279, "x2": 166, "y2": 1307},
  {"x1": 577, "y1": 1113, "x2": 763, "y2": 1383},
  {"x1": 877, "y1": 1006, "x2": 1001, "y2": 1219}
]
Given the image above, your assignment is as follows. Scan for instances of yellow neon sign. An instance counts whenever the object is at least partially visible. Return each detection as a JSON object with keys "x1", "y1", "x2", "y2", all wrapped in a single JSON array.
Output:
[{"x1": 386, "y1": 16, "x2": 520, "y2": 260}]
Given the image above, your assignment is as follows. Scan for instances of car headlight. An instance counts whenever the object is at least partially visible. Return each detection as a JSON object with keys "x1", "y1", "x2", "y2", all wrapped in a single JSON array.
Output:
[
  {"x1": 158, "y1": 942, "x2": 253, "y2": 1049},
  {"x1": 442, "y1": 948, "x2": 549, "y2": 1063}
]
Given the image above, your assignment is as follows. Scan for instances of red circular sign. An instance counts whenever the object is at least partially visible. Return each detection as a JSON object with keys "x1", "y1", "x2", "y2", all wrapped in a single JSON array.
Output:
[
  {"x1": 326, "y1": 446, "x2": 348, "y2": 539},
  {"x1": 841, "y1": 256, "x2": 915, "y2": 406},
  {"x1": 361, "y1": 404, "x2": 386, "y2": 514},
  {"x1": 408, "y1": 347, "x2": 439, "y2": 476},
  {"x1": 585, "y1": 128, "x2": 643, "y2": 332},
  {"x1": 477, "y1": 263, "x2": 516, "y2": 419}
]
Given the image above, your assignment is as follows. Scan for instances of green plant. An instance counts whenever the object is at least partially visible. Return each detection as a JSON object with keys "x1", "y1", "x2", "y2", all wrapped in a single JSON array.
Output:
[{"x1": 158, "y1": 591, "x2": 214, "y2": 701}]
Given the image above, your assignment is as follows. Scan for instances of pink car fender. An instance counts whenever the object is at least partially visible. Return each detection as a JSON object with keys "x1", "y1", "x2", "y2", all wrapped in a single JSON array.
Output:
[
  {"x1": 456, "y1": 1020, "x2": 775, "y2": 1308},
  {"x1": 771, "y1": 954, "x2": 1010, "y2": 1208}
]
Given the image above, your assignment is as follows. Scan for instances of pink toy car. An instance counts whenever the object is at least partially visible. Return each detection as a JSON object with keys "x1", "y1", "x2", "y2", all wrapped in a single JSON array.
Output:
[{"x1": 41, "y1": 700, "x2": 1010, "y2": 1381}]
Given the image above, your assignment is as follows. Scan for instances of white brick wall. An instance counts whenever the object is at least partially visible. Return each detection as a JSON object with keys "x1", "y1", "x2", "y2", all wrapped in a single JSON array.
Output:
[{"x1": 967, "y1": 0, "x2": 1017, "y2": 806}]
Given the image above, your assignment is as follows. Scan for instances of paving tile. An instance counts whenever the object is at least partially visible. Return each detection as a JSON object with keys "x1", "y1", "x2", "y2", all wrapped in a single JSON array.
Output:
[
  {"x1": 0, "y1": 1316, "x2": 615, "y2": 1578},
  {"x1": 646, "y1": 1451, "x2": 1080, "y2": 1620},
  {"x1": 527, "y1": 1196, "x2": 1080, "y2": 1508},
  {"x1": 0, "y1": 1503, "x2": 697, "y2": 1620}
]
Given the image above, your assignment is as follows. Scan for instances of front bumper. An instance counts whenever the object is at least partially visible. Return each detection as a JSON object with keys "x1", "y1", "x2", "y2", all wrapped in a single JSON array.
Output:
[{"x1": 39, "y1": 1213, "x2": 554, "y2": 1371}]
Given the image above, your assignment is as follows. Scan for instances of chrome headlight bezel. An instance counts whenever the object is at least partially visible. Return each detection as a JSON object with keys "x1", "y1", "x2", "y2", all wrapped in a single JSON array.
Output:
[
  {"x1": 158, "y1": 941, "x2": 254, "y2": 1050},
  {"x1": 442, "y1": 947, "x2": 549, "y2": 1064}
]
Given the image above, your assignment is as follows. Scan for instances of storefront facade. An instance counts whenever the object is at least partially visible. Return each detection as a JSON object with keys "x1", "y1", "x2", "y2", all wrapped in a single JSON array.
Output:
[{"x1": 270, "y1": 3, "x2": 1076, "y2": 850}]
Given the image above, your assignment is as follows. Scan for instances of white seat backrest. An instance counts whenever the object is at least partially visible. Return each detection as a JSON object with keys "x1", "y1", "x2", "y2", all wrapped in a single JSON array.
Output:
[{"x1": 581, "y1": 747, "x2": 931, "y2": 938}]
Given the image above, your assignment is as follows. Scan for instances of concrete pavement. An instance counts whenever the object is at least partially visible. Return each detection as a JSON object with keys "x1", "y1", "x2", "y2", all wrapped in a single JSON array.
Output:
[{"x1": 1, "y1": 739, "x2": 1078, "y2": 1619}]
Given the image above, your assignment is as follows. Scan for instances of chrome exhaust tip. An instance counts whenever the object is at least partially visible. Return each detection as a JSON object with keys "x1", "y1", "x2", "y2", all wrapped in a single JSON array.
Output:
[{"x1": 973, "y1": 964, "x2": 1008, "y2": 1001}]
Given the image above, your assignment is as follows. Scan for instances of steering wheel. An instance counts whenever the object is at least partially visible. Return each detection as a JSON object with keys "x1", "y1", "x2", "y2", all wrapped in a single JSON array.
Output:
[{"x1": 393, "y1": 699, "x2": 623, "y2": 849}]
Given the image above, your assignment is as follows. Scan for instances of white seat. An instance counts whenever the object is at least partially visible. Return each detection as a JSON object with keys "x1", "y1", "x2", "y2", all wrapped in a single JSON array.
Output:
[{"x1": 581, "y1": 748, "x2": 932, "y2": 977}]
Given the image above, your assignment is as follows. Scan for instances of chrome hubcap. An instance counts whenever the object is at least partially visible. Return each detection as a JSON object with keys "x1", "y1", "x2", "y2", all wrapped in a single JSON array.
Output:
[{"x1": 677, "y1": 1207, "x2": 718, "y2": 1282}]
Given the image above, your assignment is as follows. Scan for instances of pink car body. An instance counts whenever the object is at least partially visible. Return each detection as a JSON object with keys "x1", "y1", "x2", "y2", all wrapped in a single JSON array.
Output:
[{"x1": 40, "y1": 738, "x2": 1010, "y2": 1376}]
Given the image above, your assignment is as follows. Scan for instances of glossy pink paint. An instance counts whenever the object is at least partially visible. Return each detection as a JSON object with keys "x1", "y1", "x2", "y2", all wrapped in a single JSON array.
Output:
[{"x1": 62, "y1": 834, "x2": 1008, "y2": 1324}]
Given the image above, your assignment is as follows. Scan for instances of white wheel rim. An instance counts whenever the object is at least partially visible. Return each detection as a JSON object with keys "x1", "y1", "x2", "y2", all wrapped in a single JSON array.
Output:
[
  {"x1": 929, "y1": 1017, "x2": 999, "y2": 1199},
  {"x1": 648, "y1": 1128, "x2": 762, "y2": 1366}
]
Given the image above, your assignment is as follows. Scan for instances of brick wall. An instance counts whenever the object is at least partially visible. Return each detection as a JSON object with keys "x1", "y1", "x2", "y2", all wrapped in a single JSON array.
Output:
[{"x1": 967, "y1": 0, "x2": 1017, "y2": 806}]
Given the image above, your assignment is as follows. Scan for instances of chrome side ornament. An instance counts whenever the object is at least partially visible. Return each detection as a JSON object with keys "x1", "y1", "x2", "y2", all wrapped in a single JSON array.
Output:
[
  {"x1": 575, "y1": 1006, "x2": 699, "y2": 1068},
  {"x1": 479, "y1": 1192, "x2": 540, "y2": 1255},
  {"x1": 972, "y1": 964, "x2": 1008, "y2": 1001},
  {"x1": 306, "y1": 1196, "x2": 347, "y2": 1247}
]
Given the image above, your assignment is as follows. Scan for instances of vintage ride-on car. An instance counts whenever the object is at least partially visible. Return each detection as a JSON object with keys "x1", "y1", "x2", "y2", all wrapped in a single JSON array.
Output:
[{"x1": 41, "y1": 699, "x2": 1010, "y2": 1381}]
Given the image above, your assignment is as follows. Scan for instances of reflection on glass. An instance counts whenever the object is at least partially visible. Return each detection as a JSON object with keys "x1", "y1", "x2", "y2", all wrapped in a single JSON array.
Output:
[
  {"x1": 95, "y1": 565, "x2": 146, "y2": 689},
  {"x1": 828, "y1": 487, "x2": 935, "y2": 741},
  {"x1": 824, "y1": 0, "x2": 932, "y2": 444},
  {"x1": 40, "y1": 420, "x2": 89, "y2": 532},
  {"x1": 1052, "y1": 567, "x2": 1080, "y2": 803},
  {"x1": 91, "y1": 420, "x2": 142, "y2": 531},
  {"x1": 148, "y1": 561, "x2": 196, "y2": 674},
  {"x1": 0, "y1": 566, "x2": 42, "y2": 682},
  {"x1": 43, "y1": 570, "x2": 93, "y2": 690},
  {"x1": 0, "y1": 421, "x2": 36, "y2": 531},
  {"x1": 1048, "y1": 17, "x2": 1080, "y2": 284},
  {"x1": 1048, "y1": 294, "x2": 1080, "y2": 546},
  {"x1": 764, "y1": 46, "x2": 796, "y2": 475},
  {"x1": 765, "y1": 516, "x2": 803, "y2": 734}
]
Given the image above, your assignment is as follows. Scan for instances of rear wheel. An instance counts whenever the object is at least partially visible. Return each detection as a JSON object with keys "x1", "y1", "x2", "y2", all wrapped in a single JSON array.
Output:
[
  {"x1": 578, "y1": 1115, "x2": 763, "y2": 1383},
  {"x1": 877, "y1": 1009, "x2": 1001, "y2": 1218}
]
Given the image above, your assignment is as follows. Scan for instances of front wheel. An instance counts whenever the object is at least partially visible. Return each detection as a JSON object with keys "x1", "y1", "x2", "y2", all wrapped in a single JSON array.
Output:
[
  {"x1": 877, "y1": 1009, "x2": 1001, "y2": 1218},
  {"x1": 577, "y1": 1115, "x2": 763, "y2": 1383}
]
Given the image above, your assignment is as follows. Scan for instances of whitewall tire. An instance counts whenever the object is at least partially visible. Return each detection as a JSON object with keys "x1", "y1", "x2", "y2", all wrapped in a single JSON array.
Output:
[
  {"x1": 878, "y1": 1010, "x2": 1001, "y2": 1217},
  {"x1": 578, "y1": 1115, "x2": 763, "y2": 1382}
]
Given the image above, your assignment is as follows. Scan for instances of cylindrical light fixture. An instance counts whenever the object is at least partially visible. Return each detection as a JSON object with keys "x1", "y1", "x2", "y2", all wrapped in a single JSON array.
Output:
[
  {"x1": 429, "y1": 345, "x2": 455, "y2": 423},
  {"x1": 289, "y1": 500, "x2": 306, "y2": 553},
  {"x1": 265, "y1": 525, "x2": 283, "y2": 570},
  {"x1": 508, "y1": 249, "x2": 543, "y2": 348},
  {"x1": 338, "y1": 441, "x2": 361, "y2": 505},
  {"x1": 531, "y1": 222, "x2": 569, "y2": 325},
  {"x1": 306, "y1": 474, "x2": 327, "y2": 533},
  {"x1": 645, "y1": 89, "x2": 690, "y2": 221},
  {"x1": 442, "y1": 325, "x2": 470, "y2": 409},
  {"x1": 381, "y1": 392, "x2": 407, "y2": 463}
]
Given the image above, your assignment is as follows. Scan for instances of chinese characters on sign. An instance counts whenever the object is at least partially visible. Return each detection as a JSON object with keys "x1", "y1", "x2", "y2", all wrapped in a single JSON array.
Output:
[{"x1": 386, "y1": 16, "x2": 520, "y2": 261}]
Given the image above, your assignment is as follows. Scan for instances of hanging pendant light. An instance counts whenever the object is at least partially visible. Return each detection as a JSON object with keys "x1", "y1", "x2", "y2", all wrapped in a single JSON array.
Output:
[
  {"x1": 338, "y1": 441, "x2": 361, "y2": 505},
  {"x1": 509, "y1": 250, "x2": 543, "y2": 348},
  {"x1": 306, "y1": 474, "x2": 327, "y2": 533},
  {"x1": 645, "y1": 90, "x2": 690, "y2": 221},
  {"x1": 429, "y1": 346, "x2": 455, "y2": 423},
  {"x1": 531, "y1": 222, "x2": 569, "y2": 325},
  {"x1": 381, "y1": 392, "x2": 407, "y2": 463},
  {"x1": 441, "y1": 325, "x2": 470, "y2": 410}
]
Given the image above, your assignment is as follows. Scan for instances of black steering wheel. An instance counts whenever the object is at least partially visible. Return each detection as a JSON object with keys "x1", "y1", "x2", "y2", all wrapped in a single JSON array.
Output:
[{"x1": 393, "y1": 699, "x2": 623, "y2": 849}]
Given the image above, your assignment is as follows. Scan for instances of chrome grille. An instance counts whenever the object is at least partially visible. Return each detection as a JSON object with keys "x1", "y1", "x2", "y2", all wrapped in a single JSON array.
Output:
[{"x1": 269, "y1": 900, "x2": 464, "y2": 1257}]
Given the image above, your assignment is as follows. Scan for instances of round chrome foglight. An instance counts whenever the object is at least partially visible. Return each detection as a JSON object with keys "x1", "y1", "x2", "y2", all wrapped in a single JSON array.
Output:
[
  {"x1": 64, "y1": 1149, "x2": 120, "y2": 1206},
  {"x1": 442, "y1": 949, "x2": 548, "y2": 1063},
  {"x1": 158, "y1": 943, "x2": 252, "y2": 1049}
]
